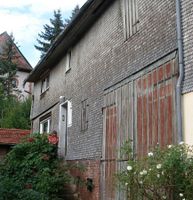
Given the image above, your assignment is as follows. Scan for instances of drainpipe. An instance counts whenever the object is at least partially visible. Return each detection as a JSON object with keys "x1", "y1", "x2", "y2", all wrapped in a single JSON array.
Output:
[{"x1": 175, "y1": 0, "x2": 184, "y2": 143}]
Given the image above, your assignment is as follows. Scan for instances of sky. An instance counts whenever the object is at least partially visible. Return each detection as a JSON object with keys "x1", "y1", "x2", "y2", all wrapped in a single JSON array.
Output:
[{"x1": 0, "y1": 0, "x2": 87, "y2": 67}]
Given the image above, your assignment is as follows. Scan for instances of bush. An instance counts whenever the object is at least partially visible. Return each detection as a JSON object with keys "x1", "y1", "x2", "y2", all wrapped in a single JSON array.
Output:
[
  {"x1": 0, "y1": 133, "x2": 72, "y2": 200},
  {"x1": 117, "y1": 141, "x2": 193, "y2": 200}
]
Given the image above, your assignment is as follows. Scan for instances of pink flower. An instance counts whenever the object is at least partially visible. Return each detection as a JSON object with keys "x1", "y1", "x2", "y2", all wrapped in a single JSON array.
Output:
[{"x1": 48, "y1": 134, "x2": 59, "y2": 145}]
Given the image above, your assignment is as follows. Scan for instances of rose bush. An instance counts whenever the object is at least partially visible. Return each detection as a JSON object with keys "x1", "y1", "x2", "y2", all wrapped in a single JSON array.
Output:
[{"x1": 117, "y1": 141, "x2": 193, "y2": 200}]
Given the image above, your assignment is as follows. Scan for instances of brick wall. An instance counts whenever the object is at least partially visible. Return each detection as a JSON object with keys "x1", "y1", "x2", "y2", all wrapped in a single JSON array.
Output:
[{"x1": 68, "y1": 159, "x2": 100, "y2": 200}]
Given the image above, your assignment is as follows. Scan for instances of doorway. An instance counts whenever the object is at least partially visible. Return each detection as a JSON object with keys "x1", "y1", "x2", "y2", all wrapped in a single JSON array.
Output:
[{"x1": 58, "y1": 102, "x2": 68, "y2": 157}]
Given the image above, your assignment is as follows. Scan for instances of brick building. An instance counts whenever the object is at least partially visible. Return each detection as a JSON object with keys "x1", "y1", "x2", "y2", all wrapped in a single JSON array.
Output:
[
  {"x1": 0, "y1": 32, "x2": 33, "y2": 100},
  {"x1": 26, "y1": 0, "x2": 192, "y2": 199}
]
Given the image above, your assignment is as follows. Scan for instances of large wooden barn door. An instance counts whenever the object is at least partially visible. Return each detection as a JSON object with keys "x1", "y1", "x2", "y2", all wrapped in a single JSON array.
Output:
[
  {"x1": 135, "y1": 59, "x2": 178, "y2": 157},
  {"x1": 101, "y1": 57, "x2": 178, "y2": 200},
  {"x1": 101, "y1": 83, "x2": 133, "y2": 200}
]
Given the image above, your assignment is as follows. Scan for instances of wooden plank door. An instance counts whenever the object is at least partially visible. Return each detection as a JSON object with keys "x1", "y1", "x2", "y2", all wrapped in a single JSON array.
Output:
[
  {"x1": 101, "y1": 83, "x2": 133, "y2": 200},
  {"x1": 101, "y1": 58, "x2": 178, "y2": 199},
  {"x1": 135, "y1": 59, "x2": 178, "y2": 157}
]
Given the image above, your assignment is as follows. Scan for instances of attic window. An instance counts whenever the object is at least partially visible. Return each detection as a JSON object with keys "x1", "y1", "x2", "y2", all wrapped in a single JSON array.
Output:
[
  {"x1": 65, "y1": 51, "x2": 71, "y2": 72},
  {"x1": 41, "y1": 75, "x2": 49, "y2": 94}
]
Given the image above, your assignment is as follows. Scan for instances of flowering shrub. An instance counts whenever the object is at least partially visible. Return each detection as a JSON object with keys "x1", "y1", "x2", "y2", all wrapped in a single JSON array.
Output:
[
  {"x1": 117, "y1": 141, "x2": 193, "y2": 200},
  {"x1": 0, "y1": 133, "x2": 72, "y2": 200},
  {"x1": 48, "y1": 133, "x2": 59, "y2": 145}
]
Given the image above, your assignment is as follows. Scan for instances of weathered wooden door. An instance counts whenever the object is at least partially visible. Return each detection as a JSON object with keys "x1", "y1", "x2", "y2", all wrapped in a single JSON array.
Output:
[
  {"x1": 101, "y1": 82, "x2": 133, "y2": 200},
  {"x1": 101, "y1": 58, "x2": 178, "y2": 199}
]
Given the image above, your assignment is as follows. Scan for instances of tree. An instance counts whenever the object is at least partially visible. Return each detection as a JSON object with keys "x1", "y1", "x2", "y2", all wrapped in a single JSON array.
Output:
[
  {"x1": 0, "y1": 33, "x2": 17, "y2": 97},
  {"x1": 34, "y1": 9, "x2": 64, "y2": 58},
  {"x1": 64, "y1": 5, "x2": 80, "y2": 26},
  {"x1": 35, "y1": 5, "x2": 80, "y2": 58},
  {"x1": 0, "y1": 97, "x2": 32, "y2": 129},
  {"x1": 0, "y1": 33, "x2": 31, "y2": 130}
]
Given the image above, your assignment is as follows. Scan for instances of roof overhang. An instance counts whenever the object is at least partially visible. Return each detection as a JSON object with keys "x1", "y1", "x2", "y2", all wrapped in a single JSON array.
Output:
[{"x1": 26, "y1": 0, "x2": 114, "y2": 82}]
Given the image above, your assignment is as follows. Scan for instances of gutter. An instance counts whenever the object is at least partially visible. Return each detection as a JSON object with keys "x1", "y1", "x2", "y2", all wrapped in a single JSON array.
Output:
[{"x1": 175, "y1": 0, "x2": 184, "y2": 143}]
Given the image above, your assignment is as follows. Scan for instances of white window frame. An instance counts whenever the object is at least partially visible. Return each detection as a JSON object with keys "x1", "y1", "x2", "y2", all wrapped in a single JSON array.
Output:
[{"x1": 40, "y1": 117, "x2": 51, "y2": 134}]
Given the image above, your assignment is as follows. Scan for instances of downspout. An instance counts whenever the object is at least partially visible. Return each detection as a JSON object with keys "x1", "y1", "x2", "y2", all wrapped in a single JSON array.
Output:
[{"x1": 175, "y1": 0, "x2": 184, "y2": 143}]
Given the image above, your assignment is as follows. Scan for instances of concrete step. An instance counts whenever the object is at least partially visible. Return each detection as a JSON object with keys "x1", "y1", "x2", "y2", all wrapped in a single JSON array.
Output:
[
  {"x1": 62, "y1": 184, "x2": 81, "y2": 200},
  {"x1": 63, "y1": 193, "x2": 80, "y2": 200},
  {"x1": 63, "y1": 184, "x2": 77, "y2": 194}
]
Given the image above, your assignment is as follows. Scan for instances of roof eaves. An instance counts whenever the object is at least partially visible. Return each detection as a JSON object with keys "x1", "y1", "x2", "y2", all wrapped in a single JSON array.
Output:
[{"x1": 26, "y1": 0, "x2": 113, "y2": 82}]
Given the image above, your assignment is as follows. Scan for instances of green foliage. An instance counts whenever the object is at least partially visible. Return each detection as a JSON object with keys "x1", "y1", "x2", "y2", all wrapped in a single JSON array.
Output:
[
  {"x1": 35, "y1": 5, "x2": 80, "y2": 58},
  {"x1": 0, "y1": 97, "x2": 31, "y2": 129},
  {"x1": 34, "y1": 9, "x2": 64, "y2": 58},
  {"x1": 117, "y1": 141, "x2": 193, "y2": 200},
  {"x1": 64, "y1": 5, "x2": 80, "y2": 25},
  {"x1": 0, "y1": 33, "x2": 17, "y2": 97},
  {"x1": 0, "y1": 133, "x2": 72, "y2": 200}
]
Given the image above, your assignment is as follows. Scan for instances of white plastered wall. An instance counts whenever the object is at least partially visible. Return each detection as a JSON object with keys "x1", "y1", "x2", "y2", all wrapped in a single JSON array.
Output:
[{"x1": 182, "y1": 92, "x2": 193, "y2": 145}]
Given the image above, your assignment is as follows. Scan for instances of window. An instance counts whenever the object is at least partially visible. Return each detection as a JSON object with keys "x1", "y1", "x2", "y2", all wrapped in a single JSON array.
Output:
[
  {"x1": 123, "y1": 0, "x2": 139, "y2": 39},
  {"x1": 11, "y1": 78, "x2": 18, "y2": 88},
  {"x1": 81, "y1": 99, "x2": 88, "y2": 131},
  {"x1": 65, "y1": 51, "x2": 71, "y2": 72},
  {"x1": 41, "y1": 75, "x2": 49, "y2": 94},
  {"x1": 39, "y1": 113, "x2": 51, "y2": 134}
]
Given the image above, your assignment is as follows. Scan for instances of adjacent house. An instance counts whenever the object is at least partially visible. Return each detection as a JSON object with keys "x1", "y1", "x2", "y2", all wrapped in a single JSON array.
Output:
[
  {"x1": 26, "y1": 0, "x2": 192, "y2": 199},
  {"x1": 181, "y1": 0, "x2": 193, "y2": 144},
  {"x1": 0, "y1": 32, "x2": 33, "y2": 100}
]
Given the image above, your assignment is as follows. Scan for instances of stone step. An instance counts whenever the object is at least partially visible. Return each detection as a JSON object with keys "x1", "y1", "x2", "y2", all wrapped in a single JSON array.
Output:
[
  {"x1": 63, "y1": 184, "x2": 78, "y2": 194},
  {"x1": 63, "y1": 193, "x2": 80, "y2": 200}
]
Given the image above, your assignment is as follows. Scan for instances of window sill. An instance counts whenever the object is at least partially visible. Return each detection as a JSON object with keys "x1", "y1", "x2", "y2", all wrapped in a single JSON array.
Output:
[{"x1": 65, "y1": 68, "x2": 71, "y2": 74}]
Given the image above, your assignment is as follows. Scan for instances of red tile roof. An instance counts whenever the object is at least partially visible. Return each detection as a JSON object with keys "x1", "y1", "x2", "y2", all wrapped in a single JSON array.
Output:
[
  {"x1": 0, "y1": 128, "x2": 31, "y2": 145},
  {"x1": 0, "y1": 32, "x2": 32, "y2": 72}
]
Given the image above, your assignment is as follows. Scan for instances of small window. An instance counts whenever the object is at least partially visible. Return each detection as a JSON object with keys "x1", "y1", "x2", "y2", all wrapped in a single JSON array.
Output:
[
  {"x1": 11, "y1": 78, "x2": 18, "y2": 88},
  {"x1": 40, "y1": 117, "x2": 51, "y2": 134},
  {"x1": 41, "y1": 75, "x2": 49, "y2": 94},
  {"x1": 123, "y1": 0, "x2": 139, "y2": 40},
  {"x1": 81, "y1": 99, "x2": 88, "y2": 131},
  {"x1": 65, "y1": 51, "x2": 71, "y2": 72}
]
